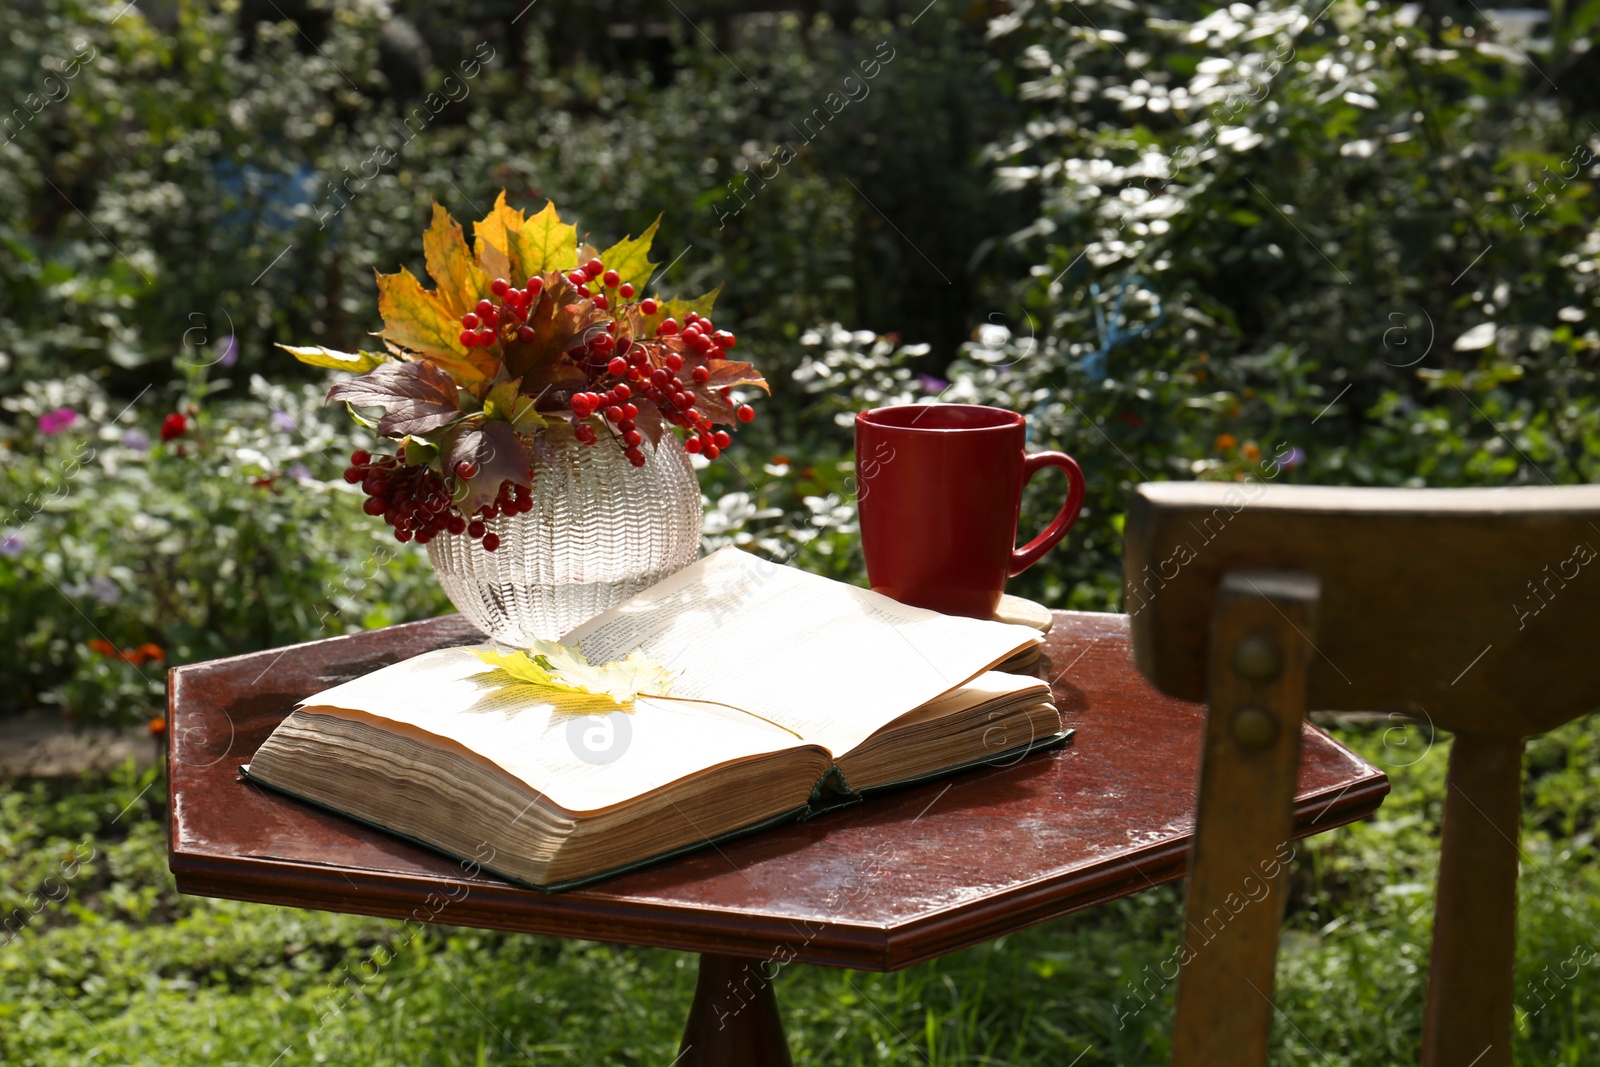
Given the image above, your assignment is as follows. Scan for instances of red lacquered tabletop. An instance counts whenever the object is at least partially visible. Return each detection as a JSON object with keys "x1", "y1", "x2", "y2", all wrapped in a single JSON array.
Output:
[{"x1": 168, "y1": 610, "x2": 1387, "y2": 972}]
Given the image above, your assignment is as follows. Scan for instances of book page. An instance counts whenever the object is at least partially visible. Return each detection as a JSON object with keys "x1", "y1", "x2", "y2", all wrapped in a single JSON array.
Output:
[
  {"x1": 564, "y1": 547, "x2": 1042, "y2": 755},
  {"x1": 294, "y1": 647, "x2": 812, "y2": 814}
]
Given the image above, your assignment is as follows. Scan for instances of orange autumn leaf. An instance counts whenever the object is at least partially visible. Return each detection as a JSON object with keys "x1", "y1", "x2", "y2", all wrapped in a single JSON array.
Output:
[
  {"x1": 473, "y1": 191, "x2": 527, "y2": 283},
  {"x1": 373, "y1": 266, "x2": 495, "y2": 384},
  {"x1": 423, "y1": 202, "x2": 488, "y2": 318}
]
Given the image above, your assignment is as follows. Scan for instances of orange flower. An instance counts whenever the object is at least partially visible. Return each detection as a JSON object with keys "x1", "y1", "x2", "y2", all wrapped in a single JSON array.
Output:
[
  {"x1": 122, "y1": 649, "x2": 148, "y2": 667},
  {"x1": 88, "y1": 639, "x2": 116, "y2": 657},
  {"x1": 147, "y1": 716, "x2": 167, "y2": 738},
  {"x1": 1242, "y1": 442, "x2": 1261, "y2": 461},
  {"x1": 1214, "y1": 433, "x2": 1237, "y2": 453},
  {"x1": 136, "y1": 643, "x2": 165, "y2": 662}
]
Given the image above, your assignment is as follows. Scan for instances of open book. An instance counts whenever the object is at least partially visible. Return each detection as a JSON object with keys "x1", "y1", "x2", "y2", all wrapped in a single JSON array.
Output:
[{"x1": 245, "y1": 548, "x2": 1066, "y2": 890}]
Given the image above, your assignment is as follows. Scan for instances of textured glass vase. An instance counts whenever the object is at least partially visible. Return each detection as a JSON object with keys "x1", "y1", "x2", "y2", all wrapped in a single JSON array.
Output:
[{"x1": 426, "y1": 423, "x2": 703, "y2": 644}]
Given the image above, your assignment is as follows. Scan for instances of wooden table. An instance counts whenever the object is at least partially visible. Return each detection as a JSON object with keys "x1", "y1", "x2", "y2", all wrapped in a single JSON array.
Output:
[{"x1": 168, "y1": 610, "x2": 1388, "y2": 1064}]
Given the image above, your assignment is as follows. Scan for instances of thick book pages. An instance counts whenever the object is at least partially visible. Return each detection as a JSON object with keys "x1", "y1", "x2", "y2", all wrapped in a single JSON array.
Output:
[{"x1": 247, "y1": 547, "x2": 1066, "y2": 890}]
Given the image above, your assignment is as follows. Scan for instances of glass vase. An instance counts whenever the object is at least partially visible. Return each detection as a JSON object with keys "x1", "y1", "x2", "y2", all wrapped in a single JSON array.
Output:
[{"x1": 426, "y1": 421, "x2": 703, "y2": 644}]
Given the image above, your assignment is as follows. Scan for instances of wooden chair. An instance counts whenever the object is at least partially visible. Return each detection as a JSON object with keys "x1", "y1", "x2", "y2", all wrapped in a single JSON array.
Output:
[{"x1": 1122, "y1": 481, "x2": 1600, "y2": 1067}]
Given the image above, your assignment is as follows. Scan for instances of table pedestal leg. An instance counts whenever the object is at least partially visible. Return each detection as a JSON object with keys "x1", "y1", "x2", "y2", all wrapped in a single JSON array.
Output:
[{"x1": 677, "y1": 952, "x2": 793, "y2": 1066}]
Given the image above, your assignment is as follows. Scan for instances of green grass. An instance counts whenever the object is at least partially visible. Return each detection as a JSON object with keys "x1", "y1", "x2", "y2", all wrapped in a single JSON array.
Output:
[{"x1": 3, "y1": 719, "x2": 1600, "y2": 1066}]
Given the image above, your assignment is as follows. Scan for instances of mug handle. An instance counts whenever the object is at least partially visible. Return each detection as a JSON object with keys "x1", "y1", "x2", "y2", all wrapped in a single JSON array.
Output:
[{"x1": 1009, "y1": 452, "x2": 1087, "y2": 577}]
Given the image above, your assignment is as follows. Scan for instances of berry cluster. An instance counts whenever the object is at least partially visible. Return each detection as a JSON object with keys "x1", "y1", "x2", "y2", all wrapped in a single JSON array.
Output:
[
  {"x1": 566, "y1": 300, "x2": 755, "y2": 461},
  {"x1": 458, "y1": 276, "x2": 545, "y2": 348},
  {"x1": 343, "y1": 450, "x2": 532, "y2": 550}
]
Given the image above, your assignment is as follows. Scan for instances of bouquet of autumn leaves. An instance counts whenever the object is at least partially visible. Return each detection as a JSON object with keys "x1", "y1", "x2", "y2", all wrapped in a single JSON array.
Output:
[{"x1": 278, "y1": 194, "x2": 767, "y2": 551}]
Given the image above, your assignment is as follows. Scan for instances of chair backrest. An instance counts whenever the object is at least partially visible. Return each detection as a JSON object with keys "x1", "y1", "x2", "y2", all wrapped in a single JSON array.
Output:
[{"x1": 1123, "y1": 482, "x2": 1600, "y2": 1067}]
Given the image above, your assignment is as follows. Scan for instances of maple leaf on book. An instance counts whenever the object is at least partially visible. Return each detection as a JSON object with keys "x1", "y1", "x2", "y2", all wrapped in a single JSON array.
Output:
[{"x1": 472, "y1": 641, "x2": 677, "y2": 709}]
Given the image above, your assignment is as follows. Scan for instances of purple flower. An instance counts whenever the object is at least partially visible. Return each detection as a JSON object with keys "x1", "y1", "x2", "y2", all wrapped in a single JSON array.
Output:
[
  {"x1": 0, "y1": 533, "x2": 23, "y2": 558},
  {"x1": 287, "y1": 462, "x2": 311, "y2": 481},
  {"x1": 38, "y1": 408, "x2": 78, "y2": 435},
  {"x1": 271, "y1": 409, "x2": 297, "y2": 432},
  {"x1": 917, "y1": 373, "x2": 950, "y2": 395},
  {"x1": 1278, "y1": 446, "x2": 1306, "y2": 470},
  {"x1": 122, "y1": 428, "x2": 151, "y2": 452},
  {"x1": 218, "y1": 335, "x2": 239, "y2": 367},
  {"x1": 90, "y1": 575, "x2": 121, "y2": 605}
]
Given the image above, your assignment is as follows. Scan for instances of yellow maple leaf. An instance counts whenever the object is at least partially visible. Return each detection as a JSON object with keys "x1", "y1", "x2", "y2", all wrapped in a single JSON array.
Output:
[{"x1": 472, "y1": 641, "x2": 676, "y2": 709}]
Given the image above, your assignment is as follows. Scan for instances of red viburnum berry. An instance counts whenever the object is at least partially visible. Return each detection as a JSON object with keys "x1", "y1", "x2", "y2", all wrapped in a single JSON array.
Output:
[
  {"x1": 639, "y1": 297, "x2": 658, "y2": 315},
  {"x1": 351, "y1": 449, "x2": 371, "y2": 466},
  {"x1": 462, "y1": 312, "x2": 480, "y2": 330},
  {"x1": 585, "y1": 258, "x2": 605, "y2": 278},
  {"x1": 665, "y1": 352, "x2": 684, "y2": 371},
  {"x1": 613, "y1": 383, "x2": 632, "y2": 400},
  {"x1": 527, "y1": 276, "x2": 544, "y2": 295},
  {"x1": 490, "y1": 278, "x2": 510, "y2": 297},
  {"x1": 737, "y1": 404, "x2": 756, "y2": 423},
  {"x1": 684, "y1": 311, "x2": 700, "y2": 325},
  {"x1": 602, "y1": 269, "x2": 620, "y2": 287},
  {"x1": 482, "y1": 531, "x2": 500, "y2": 551},
  {"x1": 518, "y1": 325, "x2": 536, "y2": 344},
  {"x1": 594, "y1": 294, "x2": 609, "y2": 310},
  {"x1": 713, "y1": 430, "x2": 732, "y2": 449},
  {"x1": 468, "y1": 520, "x2": 486, "y2": 539},
  {"x1": 608, "y1": 356, "x2": 627, "y2": 375},
  {"x1": 619, "y1": 282, "x2": 635, "y2": 299},
  {"x1": 623, "y1": 429, "x2": 643, "y2": 447},
  {"x1": 684, "y1": 436, "x2": 702, "y2": 454},
  {"x1": 691, "y1": 366, "x2": 710, "y2": 384},
  {"x1": 460, "y1": 330, "x2": 477, "y2": 348},
  {"x1": 454, "y1": 460, "x2": 477, "y2": 480},
  {"x1": 657, "y1": 318, "x2": 678, "y2": 336},
  {"x1": 476, "y1": 298, "x2": 494, "y2": 317}
]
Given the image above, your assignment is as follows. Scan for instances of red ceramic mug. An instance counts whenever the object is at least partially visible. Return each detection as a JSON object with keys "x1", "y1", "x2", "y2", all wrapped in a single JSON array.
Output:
[{"x1": 855, "y1": 404, "x2": 1086, "y2": 618}]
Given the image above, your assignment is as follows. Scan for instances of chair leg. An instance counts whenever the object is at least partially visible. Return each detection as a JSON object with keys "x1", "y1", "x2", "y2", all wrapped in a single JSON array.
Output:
[
  {"x1": 1171, "y1": 570, "x2": 1319, "y2": 1067},
  {"x1": 1421, "y1": 731, "x2": 1522, "y2": 1067}
]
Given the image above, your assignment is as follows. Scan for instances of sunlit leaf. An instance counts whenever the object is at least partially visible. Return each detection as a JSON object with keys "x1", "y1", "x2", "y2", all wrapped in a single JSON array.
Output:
[
  {"x1": 471, "y1": 641, "x2": 677, "y2": 708},
  {"x1": 424, "y1": 202, "x2": 487, "y2": 317},
  {"x1": 375, "y1": 266, "x2": 494, "y2": 385},
  {"x1": 276, "y1": 344, "x2": 389, "y2": 372},
  {"x1": 473, "y1": 190, "x2": 526, "y2": 283},
  {"x1": 515, "y1": 201, "x2": 579, "y2": 276},
  {"x1": 597, "y1": 216, "x2": 661, "y2": 289}
]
